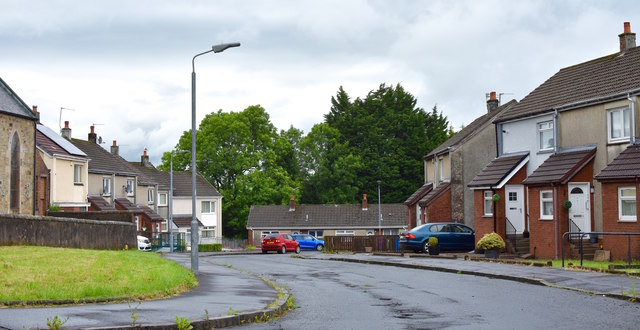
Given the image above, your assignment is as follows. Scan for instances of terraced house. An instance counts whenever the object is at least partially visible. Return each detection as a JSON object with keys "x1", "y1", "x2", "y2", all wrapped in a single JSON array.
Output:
[{"x1": 470, "y1": 22, "x2": 640, "y2": 259}]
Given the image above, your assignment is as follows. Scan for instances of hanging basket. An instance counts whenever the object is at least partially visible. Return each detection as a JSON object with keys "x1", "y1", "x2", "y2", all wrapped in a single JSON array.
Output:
[
  {"x1": 563, "y1": 200, "x2": 572, "y2": 209},
  {"x1": 492, "y1": 194, "x2": 500, "y2": 202}
]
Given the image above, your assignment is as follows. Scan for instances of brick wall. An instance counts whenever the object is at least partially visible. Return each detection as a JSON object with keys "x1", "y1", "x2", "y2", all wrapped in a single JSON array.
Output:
[
  {"x1": 426, "y1": 188, "x2": 451, "y2": 222},
  {"x1": 407, "y1": 203, "x2": 417, "y2": 228},
  {"x1": 0, "y1": 213, "x2": 136, "y2": 249},
  {"x1": 601, "y1": 182, "x2": 640, "y2": 260}
]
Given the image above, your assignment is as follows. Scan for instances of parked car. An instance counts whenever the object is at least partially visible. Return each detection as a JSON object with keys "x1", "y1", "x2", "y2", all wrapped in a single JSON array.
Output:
[
  {"x1": 137, "y1": 235, "x2": 151, "y2": 251},
  {"x1": 262, "y1": 233, "x2": 301, "y2": 254},
  {"x1": 292, "y1": 234, "x2": 325, "y2": 251},
  {"x1": 399, "y1": 223, "x2": 475, "y2": 253}
]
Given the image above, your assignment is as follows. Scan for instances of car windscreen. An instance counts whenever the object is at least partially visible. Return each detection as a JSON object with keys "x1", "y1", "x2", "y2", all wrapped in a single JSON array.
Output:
[{"x1": 265, "y1": 234, "x2": 279, "y2": 239}]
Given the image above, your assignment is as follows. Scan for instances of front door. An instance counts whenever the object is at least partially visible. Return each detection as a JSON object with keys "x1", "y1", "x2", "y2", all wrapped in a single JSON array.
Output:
[
  {"x1": 568, "y1": 183, "x2": 591, "y2": 233},
  {"x1": 505, "y1": 185, "x2": 525, "y2": 233}
]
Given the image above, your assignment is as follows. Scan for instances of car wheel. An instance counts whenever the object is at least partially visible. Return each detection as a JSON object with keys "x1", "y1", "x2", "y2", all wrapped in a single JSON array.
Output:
[
  {"x1": 423, "y1": 241, "x2": 430, "y2": 254},
  {"x1": 295, "y1": 246, "x2": 301, "y2": 254},
  {"x1": 280, "y1": 245, "x2": 286, "y2": 254},
  {"x1": 316, "y1": 244, "x2": 324, "y2": 251}
]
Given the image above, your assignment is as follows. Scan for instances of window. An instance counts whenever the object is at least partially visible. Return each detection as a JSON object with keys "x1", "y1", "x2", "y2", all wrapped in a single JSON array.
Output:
[
  {"x1": 428, "y1": 224, "x2": 443, "y2": 232},
  {"x1": 162, "y1": 219, "x2": 168, "y2": 232},
  {"x1": 540, "y1": 190, "x2": 553, "y2": 219},
  {"x1": 538, "y1": 121, "x2": 554, "y2": 151},
  {"x1": 309, "y1": 230, "x2": 323, "y2": 238},
  {"x1": 148, "y1": 188, "x2": 154, "y2": 204},
  {"x1": 483, "y1": 191, "x2": 493, "y2": 216},
  {"x1": 201, "y1": 201, "x2": 215, "y2": 213},
  {"x1": 158, "y1": 192, "x2": 168, "y2": 206},
  {"x1": 201, "y1": 228, "x2": 216, "y2": 238},
  {"x1": 74, "y1": 165, "x2": 83, "y2": 184},
  {"x1": 618, "y1": 187, "x2": 637, "y2": 222},
  {"x1": 102, "y1": 177, "x2": 111, "y2": 196},
  {"x1": 383, "y1": 229, "x2": 398, "y2": 235},
  {"x1": 508, "y1": 191, "x2": 517, "y2": 201},
  {"x1": 10, "y1": 133, "x2": 20, "y2": 210},
  {"x1": 366, "y1": 230, "x2": 374, "y2": 236},
  {"x1": 439, "y1": 158, "x2": 444, "y2": 181},
  {"x1": 608, "y1": 107, "x2": 631, "y2": 143},
  {"x1": 335, "y1": 230, "x2": 355, "y2": 236},
  {"x1": 261, "y1": 231, "x2": 279, "y2": 238},
  {"x1": 125, "y1": 179, "x2": 134, "y2": 196}
]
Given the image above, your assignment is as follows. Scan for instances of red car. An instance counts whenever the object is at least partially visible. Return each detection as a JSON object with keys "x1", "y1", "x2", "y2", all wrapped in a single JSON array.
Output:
[{"x1": 262, "y1": 233, "x2": 301, "y2": 254}]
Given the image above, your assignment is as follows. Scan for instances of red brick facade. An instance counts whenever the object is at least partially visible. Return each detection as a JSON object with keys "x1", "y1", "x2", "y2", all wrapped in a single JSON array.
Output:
[
  {"x1": 600, "y1": 182, "x2": 640, "y2": 260},
  {"x1": 425, "y1": 188, "x2": 451, "y2": 223}
]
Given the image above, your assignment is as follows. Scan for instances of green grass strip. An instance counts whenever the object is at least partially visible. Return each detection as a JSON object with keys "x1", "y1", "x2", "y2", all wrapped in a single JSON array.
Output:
[{"x1": 0, "y1": 246, "x2": 196, "y2": 302}]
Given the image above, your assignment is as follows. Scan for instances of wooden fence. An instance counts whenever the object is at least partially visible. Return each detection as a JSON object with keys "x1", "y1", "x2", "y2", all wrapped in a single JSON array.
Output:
[{"x1": 324, "y1": 235, "x2": 401, "y2": 253}]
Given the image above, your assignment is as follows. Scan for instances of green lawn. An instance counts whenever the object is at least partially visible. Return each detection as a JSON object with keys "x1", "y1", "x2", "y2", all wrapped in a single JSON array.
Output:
[
  {"x1": 543, "y1": 259, "x2": 640, "y2": 274},
  {"x1": 0, "y1": 246, "x2": 197, "y2": 302}
]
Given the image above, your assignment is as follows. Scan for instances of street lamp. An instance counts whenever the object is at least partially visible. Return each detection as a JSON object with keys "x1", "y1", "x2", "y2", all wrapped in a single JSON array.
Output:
[
  {"x1": 377, "y1": 180, "x2": 382, "y2": 235},
  {"x1": 191, "y1": 42, "x2": 240, "y2": 275}
]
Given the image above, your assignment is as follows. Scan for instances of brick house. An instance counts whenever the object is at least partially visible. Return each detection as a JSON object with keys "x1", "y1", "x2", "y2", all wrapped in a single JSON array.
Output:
[
  {"x1": 0, "y1": 77, "x2": 37, "y2": 215},
  {"x1": 406, "y1": 93, "x2": 516, "y2": 229}
]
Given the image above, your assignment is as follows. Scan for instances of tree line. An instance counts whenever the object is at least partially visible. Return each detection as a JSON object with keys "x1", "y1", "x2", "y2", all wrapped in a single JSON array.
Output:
[{"x1": 159, "y1": 83, "x2": 452, "y2": 238}]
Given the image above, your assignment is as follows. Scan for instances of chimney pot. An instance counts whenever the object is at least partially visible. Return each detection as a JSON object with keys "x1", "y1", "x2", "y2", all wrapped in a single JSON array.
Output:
[
  {"x1": 64, "y1": 121, "x2": 69, "y2": 128},
  {"x1": 619, "y1": 21, "x2": 636, "y2": 52},
  {"x1": 289, "y1": 195, "x2": 295, "y2": 211},
  {"x1": 32, "y1": 105, "x2": 38, "y2": 113},
  {"x1": 110, "y1": 140, "x2": 119, "y2": 156},
  {"x1": 90, "y1": 125, "x2": 95, "y2": 133},
  {"x1": 490, "y1": 91, "x2": 497, "y2": 100},
  {"x1": 88, "y1": 125, "x2": 97, "y2": 143},
  {"x1": 141, "y1": 148, "x2": 150, "y2": 166},
  {"x1": 61, "y1": 121, "x2": 72, "y2": 139},
  {"x1": 112, "y1": 140, "x2": 117, "y2": 147},
  {"x1": 362, "y1": 194, "x2": 368, "y2": 210},
  {"x1": 625, "y1": 22, "x2": 631, "y2": 33},
  {"x1": 486, "y1": 91, "x2": 500, "y2": 112}
]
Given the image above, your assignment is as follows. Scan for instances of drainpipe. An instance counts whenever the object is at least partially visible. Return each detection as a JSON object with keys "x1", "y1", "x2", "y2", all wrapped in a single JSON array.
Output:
[
  {"x1": 628, "y1": 94, "x2": 636, "y2": 144},
  {"x1": 554, "y1": 185, "x2": 559, "y2": 259},
  {"x1": 553, "y1": 108, "x2": 559, "y2": 153},
  {"x1": 526, "y1": 186, "x2": 530, "y2": 233}
]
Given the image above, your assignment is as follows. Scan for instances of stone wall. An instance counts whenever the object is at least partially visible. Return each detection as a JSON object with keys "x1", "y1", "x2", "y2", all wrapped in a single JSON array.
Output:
[
  {"x1": 0, "y1": 213, "x2": 136, "y2": 250},
  {"x1": 0, "y1": 113, "x2": 36, "y2": 215},
  {"x1": 48, "y1": 210, "x2": 135, "y2": 223}
]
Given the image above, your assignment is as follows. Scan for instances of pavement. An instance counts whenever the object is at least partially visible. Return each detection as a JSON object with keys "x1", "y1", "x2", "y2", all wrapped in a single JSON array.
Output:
[{"x1": 1, "y1": 251, "x2": 639, "y2": 329}]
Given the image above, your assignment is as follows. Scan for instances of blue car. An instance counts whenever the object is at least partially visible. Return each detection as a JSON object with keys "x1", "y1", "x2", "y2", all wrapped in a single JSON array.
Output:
[
  {"x1": 399, "y1": 222, "x2": 475, "y2": 253},
  {"x1": 292, "y1": 234, "x2": 325, "y2": 251}
]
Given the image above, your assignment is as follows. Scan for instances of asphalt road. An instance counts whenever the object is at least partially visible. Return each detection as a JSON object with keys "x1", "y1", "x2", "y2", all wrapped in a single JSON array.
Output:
[{"x1": 220, "y1": 252, "x2": 640, "y2": 330}]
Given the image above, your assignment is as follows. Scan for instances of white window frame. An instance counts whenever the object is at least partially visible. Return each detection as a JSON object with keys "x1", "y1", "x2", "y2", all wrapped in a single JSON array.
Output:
[
  {"x1": 366, "y1": 230, "x2": 374, "y2": 236},
  {"x1": 607, "y1": 107, "x2": 631, "y2": 143},
  {"x1": 540, "y1": 190, "x2": 554, "y2": 220},
  {"x1": 102, "y1": 177, "x2": 111, "y2": 196},
  {"x1": 438, "y1": 158, "x2": 444, "y2": 181},
  {"x1": 158, "y1": 192, "x2": 168, "y2": 206},
  {"x1": 483, "y1": 191, "x2": 493, "y2": 216},
  {"x1": 162, "y1": 219, "x2": 168, "y2": 232},
  {"x1": 538, "y1": 121, "x2": 554, "y2": 151},
  {"x1": 618, "y1": 187, "x2": 637, "y2": 222},
  {"x1": 201, "y1": 200, "x2": 215, "y2": 214},
  {"x1": 335, "y1": 230, "x2": 355, "y2": 236},
  {"x1": 74, "y1": 164, "x2": 83, "y2": 184},
  {"x1": 125, "y1": 179, "x2": 135, "y2": 196},
  {"x1": 148, "y1": 188, "x2": 155, "y2": 205}
]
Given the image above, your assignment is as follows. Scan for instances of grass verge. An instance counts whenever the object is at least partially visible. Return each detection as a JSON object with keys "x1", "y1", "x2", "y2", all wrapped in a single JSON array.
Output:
[
  {"x1": 0, "y1": 246, "x2": 197, "y2": 303},
  {"x1": 538, "y1": 259, "x2": 640, "y2": 274}
]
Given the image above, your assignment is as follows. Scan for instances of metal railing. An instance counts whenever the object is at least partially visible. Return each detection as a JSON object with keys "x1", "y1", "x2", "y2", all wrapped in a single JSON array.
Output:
[
  {"x1": 505, "y1": 217, "x2": 517, "y2": 253},
  {"x1": 561, "y1": 231, "x2": 640, "y2": 267},
  {"x1": 139, "y1": 231, "x2": 187, "y2": 252},
  {"x1": 567, "y1": 219, "x2": 582, "y2": 245}
]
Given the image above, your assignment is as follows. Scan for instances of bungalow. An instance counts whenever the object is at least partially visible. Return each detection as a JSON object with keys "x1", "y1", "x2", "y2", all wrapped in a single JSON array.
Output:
[{"x1": 246, "y1": 195, "x2": 407, "y2": 246}]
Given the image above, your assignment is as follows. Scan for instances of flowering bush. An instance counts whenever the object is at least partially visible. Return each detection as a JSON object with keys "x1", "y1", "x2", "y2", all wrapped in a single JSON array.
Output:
[{"x1": 476, "y1": 232, "x2": 505, "y2": 250}]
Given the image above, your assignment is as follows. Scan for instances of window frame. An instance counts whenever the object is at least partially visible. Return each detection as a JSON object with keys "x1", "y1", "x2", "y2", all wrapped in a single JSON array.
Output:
[
  {"x1": 483, "y1": 191, "x2": 493, "y2": 216},
  {"x1": 102, "y1": 177, "x2": 111, "y2": 196},
  {"x1": 158, "y1": 192, "x2": 168, "y2": 206},
  {"x1": 335, "y1": 230, "x2": 355, "y2": 236},
  {"x1": 607, "y1": 107, "x2": 631, "y2": 143},
  {"x1": 201, "y1": 200, "x2": 215, "y2": 214},
  {"x1": 618, "y1": 186, "x2": 637, "y2": 222},
  {"x1": 125, "y1": 179, "x2": 135, "y2": 196},
  {"x1": 438, "y1": 158, "x2": 444, "y2": 181},
  {"x1": 540, "y1": 190, "x2": 554, "y2": 220},
  {"x1": 147, "y1": 188, "x2": 155, "y2": 205},
  {"x1": 538, "y1": 121, "x2": 554, "y2": 151},
  {"x1": 73, "y1": 164, "x2": 83, "y2": 184}
]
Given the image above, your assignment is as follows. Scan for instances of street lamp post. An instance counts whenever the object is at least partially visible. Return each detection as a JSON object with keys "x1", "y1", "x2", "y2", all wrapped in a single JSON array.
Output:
[
  {"x1": 377, "y1": 180, "x2": 382, "y2": 235},
  {"x1": 191, "y1": 42, "x2": 240, "y2": 275}
]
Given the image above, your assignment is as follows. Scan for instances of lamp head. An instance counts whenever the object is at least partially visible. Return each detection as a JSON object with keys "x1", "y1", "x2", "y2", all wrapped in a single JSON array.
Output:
[{"x1": 212, "y1": 42, "x2": 241, "y2": 53}]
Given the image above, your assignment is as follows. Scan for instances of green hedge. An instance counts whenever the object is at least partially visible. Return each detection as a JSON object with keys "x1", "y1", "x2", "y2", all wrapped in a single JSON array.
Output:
[{"x1": 199, "y1": 244, "x2": 222, "y2": 252}]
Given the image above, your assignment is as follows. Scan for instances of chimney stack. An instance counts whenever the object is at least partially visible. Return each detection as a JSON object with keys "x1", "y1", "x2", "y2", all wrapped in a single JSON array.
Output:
[
  {"x1": 61, "y1": 121, "x2": 72, "y2": 140},
  {"x1": 486, "y1": 91, "x2": 499, "y2": 112},
  {"x1": 111, "y1": 140, "x2": 119, "y2": 156},
  {"x1": 88, "y1": 125, "x2": 97, "y2": 144},
  {"x1": 619, "y1": 22, "x2": 636, "y2": 52},
  {"x1": 141, "y1": 148, "x2": 150, "y2": 167},
  {"x1": 362, "y1": 194, "x2": 368, "y2": 210},
  {"x1": 289, "y1": 195, "x2": 295, "y2": 212},
  {"x1": 32, "y1": 105, "x2": 40, "y2": 123}
]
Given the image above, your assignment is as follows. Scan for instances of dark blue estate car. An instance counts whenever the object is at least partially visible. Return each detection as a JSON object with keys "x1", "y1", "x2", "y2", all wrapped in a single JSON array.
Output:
[
  {"x1": 399, "y1": 223, "x2": 475, "y2": 253},
  {"x1": 291, "y1": 234, "x2": 325, "y2": 251}
]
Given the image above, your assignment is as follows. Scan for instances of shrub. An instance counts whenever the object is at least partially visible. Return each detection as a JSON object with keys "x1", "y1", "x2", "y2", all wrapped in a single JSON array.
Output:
[
  {"x1": 246, "y1": 245, "x2": 256, "y2": 251},
  {"x1": 198, "y1": 244, "x2": 222, "y2": 252},
  {"x1": 476, "y1": 232, "x2": 505, "y2": 250},
  {"x1": 428, "y1": 236, "x2": 438, "y2": 247}
]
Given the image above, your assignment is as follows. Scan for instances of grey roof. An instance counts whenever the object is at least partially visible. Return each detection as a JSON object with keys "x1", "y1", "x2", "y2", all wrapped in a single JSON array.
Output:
[
  {"x1": 0, "y1": 77, "x2": 37, "y2": 120},
  {"x1": 36, "y1": 124, "x2": 86, "y2": 157},
  {"x1": 523, "y1": 147, "x2": 596, "y2": 185},
  {"x1": 497, "y1": 46, "x2": 640, "y2": 123},
  {"x1": 404, "y1": 183, "x2": 433, "y2": 206},
  {"x1": 595, "y1": 144, "x2": 640, "y2": 181},
  {"x1": 70, "y1": 138, "x2": 139, "y2": 177},
  {"x1": 468, "y1": 153, "x2": 529, "y2": 188},
  {"x1": 128, "y1": 161, "x2": 169, "y2": 187},
  {"x1": 418, "y1": 182, "x2": 451, "y2": 207},
  {"x1": 246, "y1": 203, "x2": 407, "y2": 229},
  {"x1": 172, "y1": 215, "x2": 204, "y2": 228},
  {"x1": 170, "y1": 171, "x2": 221, "y2": 197},
  {"x1": 426, "y1": 100, "x2": 517, "y2": 158}
]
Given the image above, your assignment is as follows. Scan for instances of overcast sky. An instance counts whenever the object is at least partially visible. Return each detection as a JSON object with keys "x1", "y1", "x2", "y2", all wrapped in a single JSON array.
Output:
[{"x1": 1, "y1": 0, "x2": 637, "y2": 164}]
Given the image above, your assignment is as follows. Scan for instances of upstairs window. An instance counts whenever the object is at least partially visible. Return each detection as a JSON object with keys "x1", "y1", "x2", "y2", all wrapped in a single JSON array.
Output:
[
  {"x1": 608, "y1": 107, "x2": 630, "y2": 143},
  {"x1": 148, "y1": 188, "x2": 155, "y2": 204},
  {"x1": 158, "y1": 192, "x2": 168, "y2": 206},
  {"x1": 201, "y1": 201, "x2": 215, "y2": 213},
  {"x1": 102, "y1": 177, "x2": 111, "y2": 196},
  {"x1": 74, "y1": 165, "x2": 83, "y2": 184},
  {"x1": 125, "y1": 179, "x2": 135, "y2": 196},
  {"x1": 538, "y1": 121, "x2": 554, "y2": 151}
]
